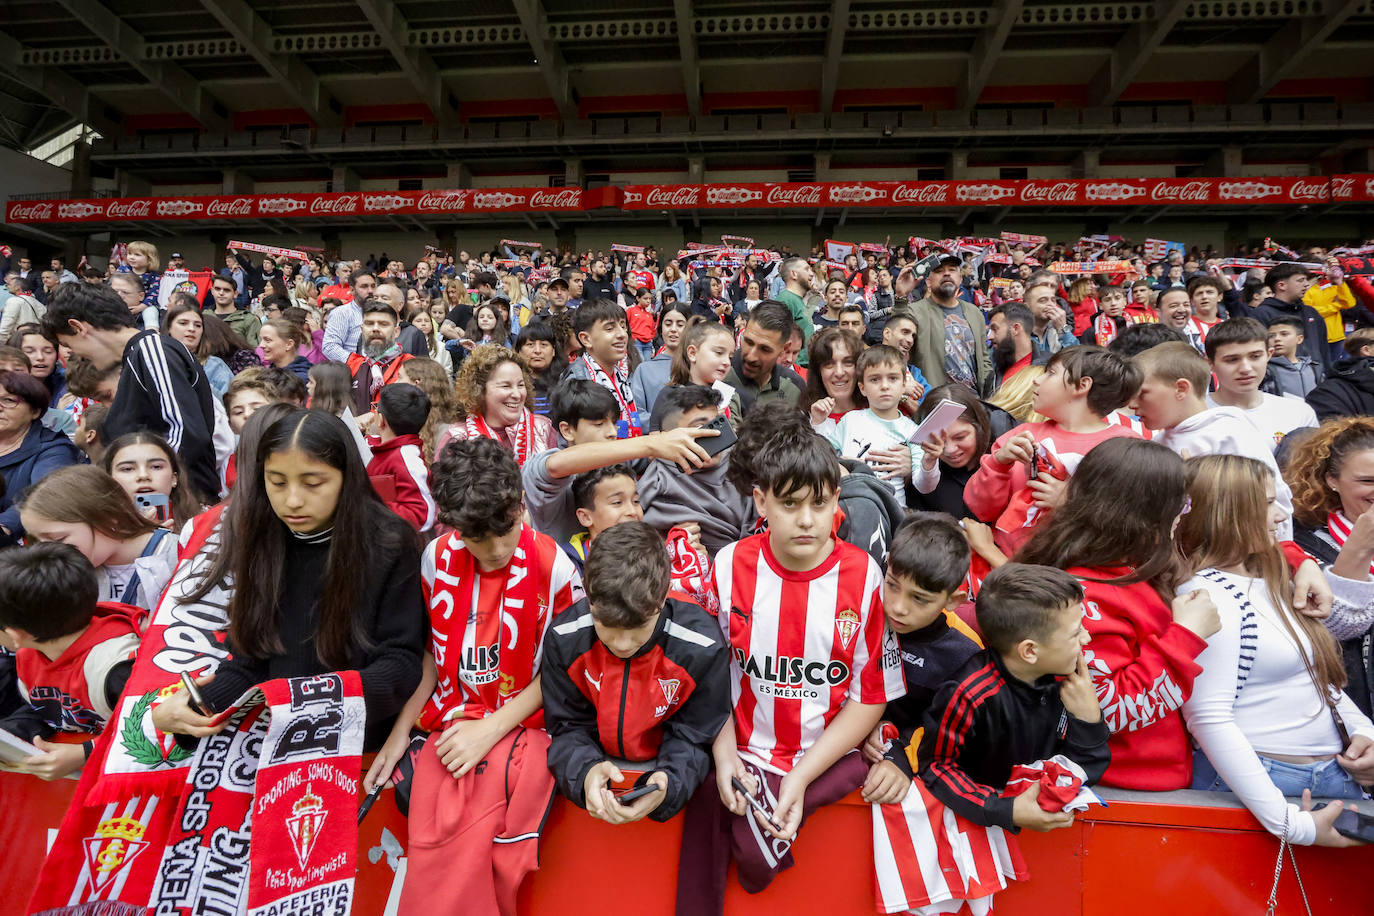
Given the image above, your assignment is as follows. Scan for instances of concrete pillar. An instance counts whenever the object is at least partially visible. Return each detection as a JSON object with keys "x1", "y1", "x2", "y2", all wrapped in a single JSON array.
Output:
[
  {"x1": 814, "y1": 152, "x2": 833, "y2": 181},
  {"x1": 1202, "y1": 146, "x2": 1244, "y2": 177},
  {"x1": 563, "y1": 158, "x2": 584, "y2": 188},
  {"x1": 947, "y1": 151, "x2": 971, "y2": 180},
  {"x1": 686, "y1": 156, "x2": 705, "y2": 184},
  {"x1": 69, "y1": 141, "x2": 93, "y2": 196},
  {"x1": 332, "y1": 166, "x2": 361, "y2": 192},
  {"x1": 446, "y1": 162, "x2": 472, "y2": 188},
  {"x1": 1071, "y1": 149, "x2": 1101, "y2": 179},
  {"x1": 223, "y1": 168, "x2": 254, "y2": 195},
  {"x1": 115, "y1": 169, "x2": 151, "y2": 197}
]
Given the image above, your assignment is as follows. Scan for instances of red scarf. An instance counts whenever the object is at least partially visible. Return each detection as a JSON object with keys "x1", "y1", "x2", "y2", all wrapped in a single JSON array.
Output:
[
  {"x1": 665, "y1": 526, "x2": 718, "y2": 615},
  {"x1": 465, "y1": 409, "x2": 533, "y2": 466},
  {"x1": 581, "y1": 353, "x2": 637, "y2": 418},
  {"x1": 1093, "y1": 312, "x2": 1123, "y2": 346},
  {"x1": 420, "y1": 526, "x2": 545, "y2": 731},
  {"x1": 1327, "y1": 511, "x2": 1374, "y2": 576}
]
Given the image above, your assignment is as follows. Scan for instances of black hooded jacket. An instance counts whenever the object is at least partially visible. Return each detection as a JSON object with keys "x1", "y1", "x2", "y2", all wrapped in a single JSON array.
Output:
[{"x1": 1306, "y1": 355, "x2": 1374, "y2": 420}]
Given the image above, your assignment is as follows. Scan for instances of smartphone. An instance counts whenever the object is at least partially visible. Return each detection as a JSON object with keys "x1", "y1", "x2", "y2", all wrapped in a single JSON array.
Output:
[
  {"x1": 1316, "y1": 806, "x2": 1374, "y2": 843},
  {"x1": 135, "y1": 492, "x2": 171, "y2": 523},
  {"x1": 697, "y1": 415, "x2": 737, "y2": 458},
  {"x1": 615, "y1": 783, "x2": 660, "y2": 806},
  {"x1": 180, "y1": 671, "x2": 210, "y2": 717}
]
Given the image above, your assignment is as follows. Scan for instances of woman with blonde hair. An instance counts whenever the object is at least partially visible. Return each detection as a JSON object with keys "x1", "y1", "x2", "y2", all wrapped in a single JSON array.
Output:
[
  {"x1": 1065, "y1": 276, "x2": 1099, "y2": 338},
  {"x1": 501, "y1": 273, "x2": 530, "y2": 333},
  {"x1": 660, "y1": 260, "x2": 688, "y2": 304},
  {"x1": 1287, "y1": 417, "x2": 1374, "y2": 715},
  {"x1": 436, "y1": 344, "x2": 554, "y2": 465},
  {"x1": 396, "y1": 357, "x2": 460, "y2": 462},
  {"x1": 1178, "y1": 454, "x2": 1373, "y2": 846}
]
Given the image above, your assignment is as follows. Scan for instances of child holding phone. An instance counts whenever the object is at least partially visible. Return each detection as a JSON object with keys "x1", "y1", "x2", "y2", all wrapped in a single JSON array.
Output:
[{"x1": 825, "y1": 345, "x2": 921, "y2": 507}]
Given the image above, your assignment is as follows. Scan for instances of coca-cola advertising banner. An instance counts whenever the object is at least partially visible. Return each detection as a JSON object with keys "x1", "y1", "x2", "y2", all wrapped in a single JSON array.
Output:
[
  {"x1": 6, "y1": 176, "x2": 1370, "y2": 224},
  {"x1": 4, "y1": 186, "x2": 599, "y2": 225},
  {"x1": 617, "y1": 176, "x2": 1355, "y2": 210}
]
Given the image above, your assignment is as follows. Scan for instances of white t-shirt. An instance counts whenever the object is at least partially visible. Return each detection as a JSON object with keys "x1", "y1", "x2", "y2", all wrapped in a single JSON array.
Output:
[
  {"x1": 1205, "y1": 392, "x2": 1317, "y2": 453},
  {"x1": 825, "y1": 408, "x2": 919, "y2": 507}
]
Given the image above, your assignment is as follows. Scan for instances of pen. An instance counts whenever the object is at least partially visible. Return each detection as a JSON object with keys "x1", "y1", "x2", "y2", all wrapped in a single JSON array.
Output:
[{"x1": 856, "y1": 442, "x2": 872, "y2": 460}]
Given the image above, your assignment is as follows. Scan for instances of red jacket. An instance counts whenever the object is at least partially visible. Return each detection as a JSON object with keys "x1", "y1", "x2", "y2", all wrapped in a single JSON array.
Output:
[
  {"x1": 366, "y1": 433, "x2": 435, "y2": 531},
  {"x1": 346, "y1": 352, "x2": 413, "y2": 414},
  {"x1": 1071, "y1": 566, "x2": 1207, "y2": 790}
]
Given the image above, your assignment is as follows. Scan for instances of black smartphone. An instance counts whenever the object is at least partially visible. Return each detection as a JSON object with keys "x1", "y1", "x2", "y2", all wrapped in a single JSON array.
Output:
[
  {"x1": 697, "y1": 415, "x2": 738, "y2": 458},
  {"x1": 180, "y1": 671, "x2": 210, "y2": 717},
  {"x1": 615, "y1": 783, "x2": 660, "y2": 806},
  {"x1": 1333, "y1": 808, "x2": 1374, "y2": 843}
]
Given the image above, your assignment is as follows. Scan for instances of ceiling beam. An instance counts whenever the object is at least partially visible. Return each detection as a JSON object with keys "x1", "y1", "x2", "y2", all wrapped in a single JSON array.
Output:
[
  {"x1": 0, "y1": 36, "x2": 120, "y2": 138},
  {"x1": 198, "y1": 0, "x2": 342, "y2": 128},
  {"x1": 1088, "y1": 0, "x2": 1191, "y2": 107},
  {"x1": 1226, "y1": 0, "x2": 1363, "y2": 104},
  {"x1": 672, "y1": 0, "x2": 701, "y2": 118},
  {"x1": 958, "y1": 0, "x2": 1024, "y2": 110},
  {"x1": 353, "y1": 0, "x2": 451, "y2": 118},
  {"x1": 53, "y1": 0, "x2": 229, "y2": 131},
  {"x1": 819, "y1": 0, "x2": 851, "y2": 113},
  {"x1": 511, "y1": 0, "x2": 578, "y2": 121}
]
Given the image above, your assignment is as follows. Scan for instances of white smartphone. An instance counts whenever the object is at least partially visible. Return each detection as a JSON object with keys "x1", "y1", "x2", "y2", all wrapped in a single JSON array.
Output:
[{"x1": 908, "y1": 399, "x2": 967, "y2": 446}]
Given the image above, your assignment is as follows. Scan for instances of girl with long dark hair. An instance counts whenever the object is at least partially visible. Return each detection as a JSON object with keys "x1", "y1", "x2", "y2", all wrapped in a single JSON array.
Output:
[
  {"x1": 515, "y1": 321, "x2": 566, "y2": 415},
  {"x1": 151, "y1": 409, "x2": 426, "y2": 748},
  {"x1": 104, "y1": 430, "x2": 203, "y2": 528},
  {"x1": 799, "y1": 327, "x2": 866, "y2": 437}
]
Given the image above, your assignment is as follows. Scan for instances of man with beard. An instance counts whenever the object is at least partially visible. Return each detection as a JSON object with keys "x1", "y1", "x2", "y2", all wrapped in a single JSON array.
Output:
[
  {"x1": 584, "y1": 258, "x2": 617, "y2": 302},
  {"x1": 722, "y1": 301, "x2": 803, "y2": 416},
  {"x1": 774, "y1": 256, "x2": 817, "y2": 366},
  {"x1": 896, "y1": 255, "x2": 991, "y2": 393},
  {"x1": 346, "y1": 302, "x2": 415, "y2": 415},
  {"x1": 374, "y1": 279, "x2": 430, "y2": 358},
  {"x1": 1024, "y1": 279, "x2": 1079, "y2": 357},
  {"x1": 985, "y1": 302, "x2": 1043, "y2": 421},
  {"x1": 562, "y1": 267, "x2": 586, "y2": 308},
  {"x1": 1156, "y1": 288, "x2": 1203, "y2": 354},
  {"x1": 323, "y1": 271, "x2": 379, "y2": 362}
]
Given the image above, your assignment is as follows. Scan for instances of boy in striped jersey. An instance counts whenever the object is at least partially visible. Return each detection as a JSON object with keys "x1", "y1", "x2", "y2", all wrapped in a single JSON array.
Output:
[{"x1": 676, "y1": 428, "x2": 905, "y2": 916}]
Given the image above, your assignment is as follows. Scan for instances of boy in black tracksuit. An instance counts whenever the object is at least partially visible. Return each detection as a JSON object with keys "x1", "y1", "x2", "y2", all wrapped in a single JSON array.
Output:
[
  {"x1": 917, "y1": 563, "x2": 1111, "y2": 831},
  {"x1": 860, "y1": 517, "x2": 985, "y2": 804},
  {"x1": 543, "y1": 522, "x2": 730, "y2": 823}
]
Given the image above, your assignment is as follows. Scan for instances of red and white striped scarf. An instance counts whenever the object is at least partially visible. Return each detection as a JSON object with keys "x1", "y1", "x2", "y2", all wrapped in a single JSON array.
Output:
[
  {"x1": 1327, "y1": 511, "x2": 1374, "y2": 576},
  {"x1": 465, "y1": 409, "x2": 533, "y2": 466}
]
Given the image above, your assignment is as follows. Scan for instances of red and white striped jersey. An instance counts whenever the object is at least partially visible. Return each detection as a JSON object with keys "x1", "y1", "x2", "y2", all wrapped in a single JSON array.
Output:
[
  {"x1": 419, "y1": 528, "x2": 582, "y2": 731},
  {"x1": 713, "y1": 533, "x2": 905, "y2": 775}
]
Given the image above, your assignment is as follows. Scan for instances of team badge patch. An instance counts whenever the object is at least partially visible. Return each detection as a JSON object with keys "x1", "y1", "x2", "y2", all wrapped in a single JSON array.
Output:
[
  {"x1": 286, "y1": 786, "x2": 327, "y2": 869},
  {"x1": 82, "y1": 816, "x2": 149, "y2": 893},
  {"x1": 835, "y1": 608, "x2": 861, "y2": 650}
]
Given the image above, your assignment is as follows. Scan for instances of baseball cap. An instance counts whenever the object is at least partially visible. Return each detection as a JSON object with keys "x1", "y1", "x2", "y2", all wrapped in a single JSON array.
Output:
[
  {"x1": 935, "y1": 254, "x2": 962, "y2": 268},
  {"x1": 547, "y1": 277, "x2": 570, "y2": 289},
  {"x1": 171, "y1": 252, "x2": 183, "y2": 259}
]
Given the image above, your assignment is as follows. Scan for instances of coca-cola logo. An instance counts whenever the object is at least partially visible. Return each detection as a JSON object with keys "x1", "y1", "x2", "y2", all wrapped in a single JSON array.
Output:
[
  {"x1": 58, "y1": 202, "x2": 104, "y2": 219},
  {"x1": 1150, "y1": 180, "x2": 1213, "y2": 203},
  {"x1": 827, "y1": 184, "x2": 886, "y2": 204},
  {"x1": 529, "y1": 188, "x2": 580, "y2": 209},
  {"x1": 645, "y1": 187, "x2": 700, "y2": 207},
  {"x1": 1331, "y1": 177, "x2": 1355, "y2": 201},
  {"x1": 1288, "y1": 179, "x2": 1328, "y2": 202},
  {"x1": 156, "y1": 199, "x2": 203, "y2": 216},
  {"x1": 474, "y1": 192, "x2": 526, "y2": 210},
  {"x1": 1084, "y1": 182, "x2": 1146, "y2": 202},
  {"x1": 258, "y1": 197, "x2": 306, "y2": 215},
  {"x1": 309, "y1": 195, "x2": 358, "y2": 215},
  {"x1": 707, "y1": 186, "x2": 764, "y2": 205},
  {"x1": 363, "y1": 194, "x2": 410, "y2": 212},
  {"x1": 205, "y1": 197, "x2": 251, "y2": 217},
  {"x1": 8, "y1": 202, "x2": 53, "y2": 221},
  {"x1": 1019, "y1": 181, "x2": 1078, "y2": 204},
  {"x1": 892, "y1": 183, "x2": 948, "y2": 205},
  {"x1": 763, "y1": 185, "x2": 820, "y2": 206},
  {"x1": 955, "y1": 183, "x2": 1016, "y2": 203},
  {"x1": 1218, "y1": 180, "x2": 1281, "y2": 201},
  {"x1": 417, "y1": 191, "x2": 469, "y2": 212},
  {"x1": 107, "y1": 199, "x2": 152, "y2": 219}
]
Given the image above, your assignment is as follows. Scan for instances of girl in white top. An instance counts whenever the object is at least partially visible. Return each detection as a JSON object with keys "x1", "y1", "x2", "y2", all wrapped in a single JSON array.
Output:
[
  {"x1": 1177, "y1": 455, "x2": 1373, "y2": 847},
  {"x1": 668, "y1": 317, "x2": 741, "y2": 426}
]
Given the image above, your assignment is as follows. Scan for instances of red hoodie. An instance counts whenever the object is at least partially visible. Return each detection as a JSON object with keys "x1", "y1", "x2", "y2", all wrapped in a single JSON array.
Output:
[
  {"x1": 1070, "y1": 566, "x2": 1207, "y2": 790},
  {"x1": 366, "y1": 433, "x2": 435, "y2": 531}
]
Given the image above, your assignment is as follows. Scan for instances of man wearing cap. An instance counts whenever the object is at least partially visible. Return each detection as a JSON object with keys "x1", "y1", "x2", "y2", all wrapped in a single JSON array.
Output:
[
  {"x1": 896, "y1": 255, "x2": 992, "y2": 393},
  {"x1": 534, "y1": 276, "x2": 572, "y2": 321},
  {"x1": 1251, "y1": 263, "x2": 1331, "y2": 370},
  {"x1": 167, "y1": 252, "x2": 185, "y2": 272},
  {"x1": 561, "y1": 267, "x2": 586, "y2": 308}
]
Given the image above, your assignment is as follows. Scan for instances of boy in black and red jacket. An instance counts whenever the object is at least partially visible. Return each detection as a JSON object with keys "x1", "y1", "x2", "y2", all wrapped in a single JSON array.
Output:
[
  {"x1": 917, "y1": 562, "x2": 1111, "y2": 831},
  {"x1": 543, "y1": 521, "x2": 730, "y2": 823},
  {"x1": 366, "y1": 383, "x2": 436, "y2": 532}
]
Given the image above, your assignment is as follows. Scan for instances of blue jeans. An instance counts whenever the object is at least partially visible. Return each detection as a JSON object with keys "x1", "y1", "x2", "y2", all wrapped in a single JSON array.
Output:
[
  {"x1": 634, "y1": 340, "x2": 655, "y2": 361},
  {"x1": 1192, "y1": 748, "x2": 1365, "y2": 799}
]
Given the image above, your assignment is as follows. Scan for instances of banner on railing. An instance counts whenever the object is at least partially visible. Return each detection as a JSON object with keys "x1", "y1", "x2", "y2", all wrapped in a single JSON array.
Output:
[{"x1": 6, "y1": 176, "x2": 1371, "y2": 224}]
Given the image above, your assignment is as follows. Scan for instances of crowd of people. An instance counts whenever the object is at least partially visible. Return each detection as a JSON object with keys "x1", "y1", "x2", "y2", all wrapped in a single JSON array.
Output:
[{"x1": 1, "y1": 228, "x2": 1373, "y2": 915}]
